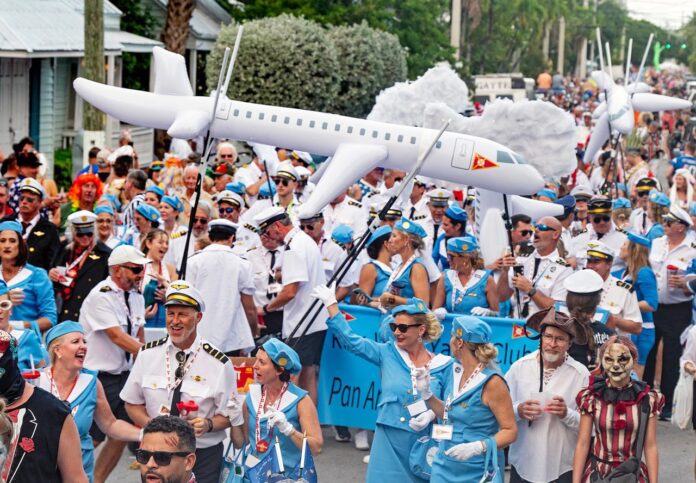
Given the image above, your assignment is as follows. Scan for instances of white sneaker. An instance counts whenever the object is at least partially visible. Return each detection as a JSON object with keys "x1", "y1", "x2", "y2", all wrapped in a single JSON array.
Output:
[
  {"x1": 354, "y1": 430, "x2": 370, "y2": 450},
  {"x1": 362, "y1": 454, "x2": 370, "y2": 464}
]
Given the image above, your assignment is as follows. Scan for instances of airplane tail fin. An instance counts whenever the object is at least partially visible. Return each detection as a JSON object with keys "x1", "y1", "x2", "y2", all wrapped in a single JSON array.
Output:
[{"x1": 153, "y1": 47, "x2": 194, "y2": 97}]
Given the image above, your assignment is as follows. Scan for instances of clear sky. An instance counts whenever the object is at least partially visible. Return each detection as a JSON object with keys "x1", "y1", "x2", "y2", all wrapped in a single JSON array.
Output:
[{"x1": 626, "y1": 0, "x2": 696, "y2": 29}]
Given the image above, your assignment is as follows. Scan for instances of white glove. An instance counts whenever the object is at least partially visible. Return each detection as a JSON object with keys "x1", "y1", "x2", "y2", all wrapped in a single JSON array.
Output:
[
  {"x1": 408, "y1": 409, "x2": 436, "y2": 431},
  {"x1": 432, "y1": 307, "x2": 447, "y2": 321},
  {"x1": 445, "y1": 440, "x2": 486, "y2": 461},
  {"x1": 226, "y1": 396, "x2": 244, "y2": 427},
  {"x1": 470, "y1": 306, "x2": 497, "y2": 317},
  {"x1": 264, "y1": 407, "x2": 295, "y2": 436},
  {"x1": 412, "y1": 367, "x2": 432, "y2": 400},
  {"x1": 311, "y1": 283, "x2": 337, "y2": 307}
]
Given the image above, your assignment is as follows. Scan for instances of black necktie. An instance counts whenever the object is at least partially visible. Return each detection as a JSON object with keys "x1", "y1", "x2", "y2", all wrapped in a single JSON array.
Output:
[
  {"x1": 21, "y1": 221, "x2": 29, "y2": 235},
  {"x1": 267, "y1": 250, "x2": 277, "y2": 299},
  {"x1": 642, "y1": 212, "x2": 647, "y2": 233},
  {"x1": 169, "y1": 350, "x2": 190, "y2": 416},
  {"x1": 433, "y1": 224, "x2": 440, "y2": 243},
  {"x1": 521, "y1": 258, "x2": 542, "y2": 317},
  {"x1": 123, "y1": 291, "x2": 133, "y2": 362},
  {"x1": 409, "y1": 206, "x2": 416, "y2": 219}
]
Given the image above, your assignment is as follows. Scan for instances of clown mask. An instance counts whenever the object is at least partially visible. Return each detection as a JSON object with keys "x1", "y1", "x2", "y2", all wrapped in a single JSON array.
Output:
[{"x1": 601, "y1": 343, "x2": 633, "y2": 388}]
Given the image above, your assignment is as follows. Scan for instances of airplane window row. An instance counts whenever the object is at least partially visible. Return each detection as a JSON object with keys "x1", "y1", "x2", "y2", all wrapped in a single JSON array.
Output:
[{"x1": 232, "y1": 108, "x2": 444, "y2": 149}]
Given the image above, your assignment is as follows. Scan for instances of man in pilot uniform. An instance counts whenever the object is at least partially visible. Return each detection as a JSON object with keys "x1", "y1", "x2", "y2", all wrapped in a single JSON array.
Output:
[
  {"x1": 421, "y1": 188, "x2": 452, "y2": 245},
  {"x1": 583, "y1": 241, "x2": 642, "y2": 336},
  {"x1": 569, "y1": 197, "x2": 627, "y2": 269},
  {"x1": 214, "y1": 190, "x2": 260, "y2": 257},
  {"x1": 322, "y1": 190, "x2": 368, "y2": 237},
  {"x1": 497, "y1": 216, "x2": 573, "y2": 317},
  {"x1": 120, "y1": 281, "x2": 238, "y2": 483}
]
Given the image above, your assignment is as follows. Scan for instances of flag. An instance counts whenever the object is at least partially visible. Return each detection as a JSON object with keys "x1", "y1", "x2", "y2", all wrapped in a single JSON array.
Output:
[{"x1": 472, "y1": 153, "x2": 497, "y2": 170}]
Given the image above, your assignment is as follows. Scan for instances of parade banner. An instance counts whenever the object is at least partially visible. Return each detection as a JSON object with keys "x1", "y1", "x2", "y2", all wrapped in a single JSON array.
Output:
[{"x1": 317, "y1": 304, "x2": 537, "y2": 430}]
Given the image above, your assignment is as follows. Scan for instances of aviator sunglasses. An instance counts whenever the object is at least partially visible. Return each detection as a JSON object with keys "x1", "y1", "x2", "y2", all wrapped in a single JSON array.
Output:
[{"x1": 135, "y1": 449, "x2": 192, "y2": 466}]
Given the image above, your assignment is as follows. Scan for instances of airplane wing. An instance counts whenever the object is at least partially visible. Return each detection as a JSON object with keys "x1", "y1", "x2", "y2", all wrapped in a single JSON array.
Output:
[
  {"x1": 297, "y1": 143, "x2": 388, "y2": 217},
  {"x1": 583, "y1": 112, "x2": 610, "y2": 165},
  {"x1": 632, "y1": 93, "x2": 691, "y2": 112}
]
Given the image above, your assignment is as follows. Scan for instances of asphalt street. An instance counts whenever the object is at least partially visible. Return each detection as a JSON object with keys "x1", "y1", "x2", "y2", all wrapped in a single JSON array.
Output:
[{"x1": 108, "y1": 422, "x2": 694, "y2": 482}]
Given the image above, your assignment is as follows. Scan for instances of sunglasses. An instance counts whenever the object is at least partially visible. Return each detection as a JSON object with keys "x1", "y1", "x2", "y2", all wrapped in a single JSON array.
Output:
[
  {"x1": 271, "y1": 177, "x2": 292, "y2": 187},
  {"x1": 218, "y1": 153, "x2": 235, "y2": 159},
  {"x1": 219, "y1": 207, "x2": 236, "y2": 215},
  {"x1": 135, "y1": 449, "x2": 192, "y2": 466},
  {"x1": 389, "y1": 322, "x2": 423, "y2": 333},
  {"x1": 637, "y1": 192, "x2": 649, "y2": 197},
  {"x1": 175, "y1": 350, "x2": 188, "y2": 379},
  {"x1": 534, "y1": 223, "x2": 556, "y2": 232},
  {"x1": 19, "y1": 196, "x2": 39, "y2": 203},
  {"x1": 193, "y1": 218, "x2": 208, "y2": 224},
  {"x1": 96, "y1": 219, "x2": 113, "y2": 224},
  {"x1": 122, "y1": 265, "x2": 145, "y2": 274},
  {"x1": 519, "y1": 229, "x2": 534, "y2": 237},
  {"x1": 300, "y1": 224, "x2": 315, "y2": 231},
  {"x1": 74, "y1": 232, "x2": 94, "y2": 238},
  {"x1": 447, "y1": 252, "x2": 466, "y2": 259},
  {"x1": 0, "y1": 300, "x2": 13, "y2": 311},
  {"x1": 592, "y1": 215, "x2": 611, "y2": 223}
]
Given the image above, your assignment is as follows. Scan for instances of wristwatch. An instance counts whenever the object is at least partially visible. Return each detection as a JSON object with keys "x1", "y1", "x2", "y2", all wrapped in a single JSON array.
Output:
[
  {"x1": 528, "y1": 288, "x2": 537, "y2": 298},
  {"x1": 205, "y1": 418, "x2": 213, "y2": 433},
  {"x1": 263, "y1": 304, "x2": 271, "y2": 314}
]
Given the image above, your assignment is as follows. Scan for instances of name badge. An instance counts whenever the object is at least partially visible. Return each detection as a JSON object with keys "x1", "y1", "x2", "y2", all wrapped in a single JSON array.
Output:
[
  {"x1": 267, "y1": 283, "x2": 281, "y2": 295},
  {"x1": 407, "y1": 399, "x2": 428, "y2": 416},
  {"x1": 244, "y1": 453, "x2": 261, "y2": 468},
  {"x1": 158, "y1": 404, "x2": 170, "y2": 416},
  {"x1": 432, "y1": 423, "x2": 453, "y2": 441}
]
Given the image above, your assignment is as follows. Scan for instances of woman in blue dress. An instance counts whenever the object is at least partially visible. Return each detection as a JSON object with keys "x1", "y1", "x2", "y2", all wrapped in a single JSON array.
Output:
[
  {"x1": 645, "y1": 189, "x2": 670, "y2": 241},
  {"x1": 36, "y1": 322, "x2": 142, "y2": 482},
  {"x1": 432, "y1": 205, "x2": 468, "y2": 270},
  {"x1": 0, "y1": 280, "x2": 46, "y2": 371},
  {"x1": 412, "y1": 316, "x2": 517, "y2": 483},
  {"x1": 379, "y1": 217, "x2": 431, "y2": 310},
  {"x1": 0, "y1": 220, "x2": 56, "y2": 334},
  {"x1": 613, "y1": 232, "x2": 658, "y2": 379},
  {"x1": 432, "y1": 236, "x2": 499, "y2": 318},
  {"x1": 352, "y1": 225, "x2": 393, "y2": 306},
  {"x1": 233, "y1": 338, "x2": 323, "y2": 476},
  {"x1": 313, "y1": 285, "x2": 452, "y2": 483}
]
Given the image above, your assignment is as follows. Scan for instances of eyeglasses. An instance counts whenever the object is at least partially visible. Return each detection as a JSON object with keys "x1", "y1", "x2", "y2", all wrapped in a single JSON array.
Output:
[
  {"x1": 0, "y1": 300, "x2": 13, "y2": 311},
  {"x1": 193, "y1": 218, "x2": 208, "y2": 224},
  {"x1": 389, "y1": 322, "x2": 423, "y2": 333},
  {"x1": 19, "y1": 196, "x2": 38, "y2": 203},
  {"x1": 122, "y1": 265, "x2": 145, "y2": 274},
  {"x1": 518, "y1": 229, "x2": 534, "y2": 237},
  {"x1": 300, "y1": 224, "x2": 315, "y2": 231},
  {"x1": 592, "y1": 215, "x2": 611, "y2": 223},
  {"x1": 219, "y1": 207, "x2": 236, "y2": 215},
  {"x1": 541, "y1": 333, "x2": 570, "y2": 345},
  {"x1": 534, "y1": 223, "x2": 556, "y2": 232},
  {"x1": 271, "y1": 177, "x2": 292, "y2": 187},
  {"x1": 135, "y1": 449, "x2": 192, "y2": 466},
  {"x1": 75, "y1": 232, "x2": 94, "y2": 238}
]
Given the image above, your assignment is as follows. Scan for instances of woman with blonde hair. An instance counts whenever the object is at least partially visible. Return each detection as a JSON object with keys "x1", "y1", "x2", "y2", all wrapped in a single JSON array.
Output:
[
  {"x1": 412, "y1": 316, "x2": 517, "y2": 482},
  {"x1": 645, "y1": 189, "x2": 670, "y2": 240},
  {"x1": 312, "y1": 285, "x2": 452, "y2": 482},
  {"x1": 432, "y1": 236, "x2": 498, "y2": 317},
  {"x1": 669, "y1": 168, "x2": 694, "y2": 209},
  {"x1": 379, "y1": 217, "x2": 431, "y2": 309},
  {"x1": 36, "y1": 322, "x2": 141, "y2": 482},
  {"x1": 613, "y1": 233, "x2": 658, "y2": 378},
  {"x1": 140, "y1": 229, "x2": 177, "y2": 327}
]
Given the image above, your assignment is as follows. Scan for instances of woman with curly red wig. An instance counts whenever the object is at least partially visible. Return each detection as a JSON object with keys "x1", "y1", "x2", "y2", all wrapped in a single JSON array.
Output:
[{"x1": 58, "y1": 174, "x2": 103, "y2": 234}]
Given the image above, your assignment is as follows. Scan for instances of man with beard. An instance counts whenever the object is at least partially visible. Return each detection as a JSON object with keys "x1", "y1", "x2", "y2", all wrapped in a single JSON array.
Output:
[
  {"x1": 506, "y1": 307, "x2": 589, "y2": 483},
  {"x1": 137, "y1": 416, "x2": 197, "y2": 483}
]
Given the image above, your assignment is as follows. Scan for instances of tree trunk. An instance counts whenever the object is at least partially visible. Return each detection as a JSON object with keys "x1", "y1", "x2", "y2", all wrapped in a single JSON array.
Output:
[
  {"x1": 557, "y1": 16, "x2": 565, "y2": 74},
  {"x1": 84, "y1": 0, "x2": 105, "y2": 131},
  {"x1": 542, "y1": 22, "x2": 551, "y2": 65},
  {"x1": 161, "y1": 0, "x2": 195, "y2": 55}
]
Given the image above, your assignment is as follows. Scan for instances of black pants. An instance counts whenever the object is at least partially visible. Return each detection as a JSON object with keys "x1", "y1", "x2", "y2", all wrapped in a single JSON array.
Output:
[
  {"x1": 510, "y1": 466, "x2": 572, "y2": 483},
  {"x1": 644, "y1": 301, "x2": 692, "y2": 410},
  {"x1": 193, "y1": 442, "x2": 224, "y2": 483}
]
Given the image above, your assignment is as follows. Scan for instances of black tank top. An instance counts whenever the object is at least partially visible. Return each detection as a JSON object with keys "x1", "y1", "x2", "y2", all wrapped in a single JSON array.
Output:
[{"x1": 4, "y1": 387, "x2": 71, "y2": 483}]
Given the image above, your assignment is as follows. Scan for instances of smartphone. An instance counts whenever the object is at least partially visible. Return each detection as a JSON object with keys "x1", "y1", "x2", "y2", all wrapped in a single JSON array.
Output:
[{"x1": 352, "y1": 288, "x2": 373, "y2": 302}]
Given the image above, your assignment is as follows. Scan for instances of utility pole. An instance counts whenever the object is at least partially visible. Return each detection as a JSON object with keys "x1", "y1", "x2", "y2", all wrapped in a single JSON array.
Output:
[
  {"x1": 450, "y1": 0, "x2": 462, "y2": 62},
  {"x1": 557, "y1": 17, "x2": 565, "y2": 74}
]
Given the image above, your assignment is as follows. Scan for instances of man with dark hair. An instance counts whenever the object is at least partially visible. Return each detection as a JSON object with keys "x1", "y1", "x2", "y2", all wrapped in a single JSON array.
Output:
[
  {"x1": 511, "y1": 214, "x2": 533, "y2": 250},
  {"x1": 8, "y1": 150, "x2": 42, "y2": 212},
  {"x1": 122, "y1": 169, "x2": 148, "y2": 231},
  {"x1": 138, "y1": 416, "x2": 197, "y2": 483}
]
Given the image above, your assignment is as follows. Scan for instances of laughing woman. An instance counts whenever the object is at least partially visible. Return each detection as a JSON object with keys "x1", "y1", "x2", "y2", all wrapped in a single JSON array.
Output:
[
  {"x1": 36, "y1": 322, "x2": 141, "y2": 482},
  {"x1": 313, "y1": 285, "x2": 451, "y2": 483}
]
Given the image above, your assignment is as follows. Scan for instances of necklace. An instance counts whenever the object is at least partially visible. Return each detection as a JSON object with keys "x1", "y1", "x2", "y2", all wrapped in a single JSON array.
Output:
[
  {"x1": 255, "y1": 382, "x2": 289, "y2": 453},
  {"x1": 49, "y1": 367, "x2": 79, "y2": 403}
]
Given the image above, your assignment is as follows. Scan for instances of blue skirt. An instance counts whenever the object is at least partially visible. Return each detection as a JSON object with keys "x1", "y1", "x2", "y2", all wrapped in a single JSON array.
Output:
[{"x1": 366, "y1": 424, "x2": 427, "y2": 483}]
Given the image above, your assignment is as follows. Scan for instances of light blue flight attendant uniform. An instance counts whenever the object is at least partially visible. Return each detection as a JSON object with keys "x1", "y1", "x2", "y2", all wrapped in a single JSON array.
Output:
[
  {"x1": 369, "y1": 261, "x2": 392, "y2": 297},
  {"x1": 432, "y1": 205, "x2": 468, "y2": 270},
  {"x1": 245, "y1": 338, "x2": 308, "y2": 474},
  {"x1": 5, "y1": 263, "x2": 57, "y2": 333},
  {"x1": 645, "y1": 223, "x2": 664, "y2": 241},
  {"x1": 327, "y1": 299, "x2": 453, "y2": 483},
  {"x1": 11, "y1": 328, "x2": 47, "y2": 371},
  {"x1": 37, "y1": 322, "x2": 99, "y2": 482},
  {"x1": 388, "y1": 218, "x2": 428, "y2": 299},
  {"x1": 444, "y1": 269, "x2": 491, "y2": 314},
  {"x1": 646, "y1": 189, "x2": 669, "y2": 241},
  {"x1": 430, "y1": 316, "x2": 505, "y2": 483}
]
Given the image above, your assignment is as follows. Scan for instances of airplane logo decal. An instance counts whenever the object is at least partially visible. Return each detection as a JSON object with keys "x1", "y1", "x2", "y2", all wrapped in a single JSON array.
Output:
[
  {"x1": 472, "y1": 153, "x2": 497, "y2": 170},
  {"x1": 511, "y1": 324, "x2": 527, "y2": 339}
]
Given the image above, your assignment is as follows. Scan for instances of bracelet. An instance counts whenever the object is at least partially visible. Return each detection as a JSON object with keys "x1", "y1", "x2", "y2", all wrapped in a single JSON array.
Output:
[
  {"x1": 263, "y1": 304, "x2": 271, "y2": 315},
  {"x1": 206, "y1": 418, "x2": 214, "y2": 433},
  {"x1": 528, "y1": 288, "x2": 537, "y2": 298}
]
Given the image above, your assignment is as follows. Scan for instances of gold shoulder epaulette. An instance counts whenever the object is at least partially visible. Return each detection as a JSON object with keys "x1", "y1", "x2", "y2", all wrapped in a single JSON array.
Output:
[
  {"x1": 171, "y1": 230, "x2": 188, "y2": 239},
  {"x1": 556, "y1": 258, "x2": 570, "y2": 267},
  {"x1": 144, "y1": 336, "x2": 168, "y2": 350},
  {"x1": 100, "y1": 285, "x2": 113, "y2": 292},
  {"x1": 244, "y1": 223, "x2": 258, "y2": 234},
  {"x1": 616, "y1": 280, "x2": 634, "y2": 292},
  {"x1": 348, "y1": 200, "x2": 362, "y2": 208},
  {"x1": 202, "y1": 342, "x2": 229, "y2": 364}
]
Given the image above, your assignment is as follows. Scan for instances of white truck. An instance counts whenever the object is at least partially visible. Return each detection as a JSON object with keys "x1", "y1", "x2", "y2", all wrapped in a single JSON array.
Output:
[{"x1": 472, "y1": 73, "x2": 535, "y2": 104}]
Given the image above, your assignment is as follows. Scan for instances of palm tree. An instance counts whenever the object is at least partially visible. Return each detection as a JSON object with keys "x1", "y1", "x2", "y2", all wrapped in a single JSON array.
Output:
[{"x1": 161, "y1": 0, "x2": 195, "y2": 55}]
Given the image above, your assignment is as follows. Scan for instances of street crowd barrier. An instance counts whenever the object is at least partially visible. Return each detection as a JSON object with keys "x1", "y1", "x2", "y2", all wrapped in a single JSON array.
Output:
[{"x1": 317, "y1": 304, "x2": 538, "y2": 429}]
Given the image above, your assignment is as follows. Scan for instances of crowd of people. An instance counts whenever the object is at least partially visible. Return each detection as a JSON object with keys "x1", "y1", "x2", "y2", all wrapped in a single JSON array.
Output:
[{"x1": 0, "y1": 63, "x2": 695, "y2": 483}]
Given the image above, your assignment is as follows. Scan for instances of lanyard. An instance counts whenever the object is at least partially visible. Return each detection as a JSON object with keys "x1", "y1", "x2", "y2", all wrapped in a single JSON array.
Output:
[
  {"x1": 386, "y1": 253, "x2": 418, "y2": 292},
  {"x1": 164, "y1": 342, "x2": 202, "y2": 396},
  {"x1": 443, "y1": 395, "x2": 452, "y2": 423},
  {"x1": 255, "y1": 383, "x2": 289, "y2": 452}
]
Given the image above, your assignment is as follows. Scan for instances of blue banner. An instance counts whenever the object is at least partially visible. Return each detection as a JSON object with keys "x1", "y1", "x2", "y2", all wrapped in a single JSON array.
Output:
[{"x1": 317, "y1": 304, "x2": 538, "y2": 429}]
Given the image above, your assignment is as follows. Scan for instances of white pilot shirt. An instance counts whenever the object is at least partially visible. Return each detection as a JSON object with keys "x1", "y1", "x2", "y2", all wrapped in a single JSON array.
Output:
[
  {"x1": 280, "y1": 227, "x2": 328, "y2": 338},
  {"x1": 629, "y1": 207, "x2": 653, "y2": 236},
  {"x1": 570, "y1": 223, "x2": 627, "y2": 270},
  {"x1": 80, "y1": 277, "x2": 146, "y2": 374},
  {"x1": 649, "y1": 233, "x2": 696, "y2": 304},
  {"x1": 120, "y1": 335, "x2": 237, "y2": 448},
  {"x1": 185, "y1": 244, "x2": 256, "y2": 353},
  {"x1": 598, "y1": 275, "x2": 642, "y2": 335},
  {"x1": 508, "y1": 249, "x2": 573, "y2": 317},
  {"x1": 247, "y1": 244, "x2": 284, "y2": 307},
  {"x1": 320, "y1": 238, "x2": 359, "y2": 288},
  {"x1": 322, "y1": 198, "x2": 368, "y2": 237}
]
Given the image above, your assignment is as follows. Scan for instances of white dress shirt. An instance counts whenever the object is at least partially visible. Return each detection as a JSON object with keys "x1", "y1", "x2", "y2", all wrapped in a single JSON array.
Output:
[{"x1": 649, "y1": 233, "x2": 696, "y2": 304}]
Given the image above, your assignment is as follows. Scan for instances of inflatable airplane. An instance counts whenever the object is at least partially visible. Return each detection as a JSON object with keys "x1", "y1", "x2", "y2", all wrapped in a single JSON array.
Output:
[
  {"x1": 584, "y1": 32, "x2": 691, "y2": 164},
  {"x1": 74, "y1": 47, "x2": 544, "y2": 216}
]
